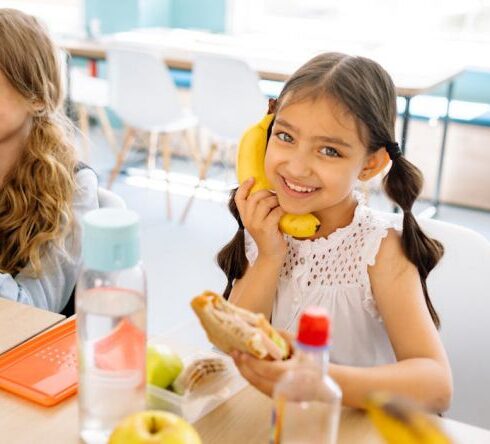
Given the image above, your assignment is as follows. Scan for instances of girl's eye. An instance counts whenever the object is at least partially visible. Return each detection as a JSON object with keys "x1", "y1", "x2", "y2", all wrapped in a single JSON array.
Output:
[
  {"x1": 320, "y1": 146, "x2": 341, "y2": 158},
  {"x1": 276, "y1": 131, "x2": 294, "y2": 143}
]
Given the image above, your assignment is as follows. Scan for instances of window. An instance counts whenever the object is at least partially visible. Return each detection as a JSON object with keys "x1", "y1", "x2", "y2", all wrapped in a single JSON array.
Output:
[
  {"x1": 1, "y1": 0, "x2": 84, "y2": 36},
  {"x1": 226, "y1": 0, "x2": 490, "y2": 45}
]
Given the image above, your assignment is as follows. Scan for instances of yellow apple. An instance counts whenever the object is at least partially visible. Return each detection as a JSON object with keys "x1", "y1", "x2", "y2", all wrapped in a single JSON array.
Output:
[
  {"x1": 109, "y1": 410, "x2": 201, "y2": 444},
  {"x1": 147, "y1": 344, "x2": 183, "y2": 389}
]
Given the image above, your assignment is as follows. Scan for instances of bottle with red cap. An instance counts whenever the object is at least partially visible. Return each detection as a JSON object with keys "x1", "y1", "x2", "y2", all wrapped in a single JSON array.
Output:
[{"x1": 270, "y1": 306, "x2": 341, "y2": 444}]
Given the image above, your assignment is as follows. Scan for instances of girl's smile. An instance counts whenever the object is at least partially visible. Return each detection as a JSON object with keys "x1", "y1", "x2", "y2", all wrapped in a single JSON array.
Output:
[{"x1": 280, "y1": 175, "x2": 320, "y2": 197}]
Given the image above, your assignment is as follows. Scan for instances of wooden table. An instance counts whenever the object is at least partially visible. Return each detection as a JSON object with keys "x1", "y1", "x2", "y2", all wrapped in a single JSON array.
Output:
[
  {"x1": 59, "y1": 29, "x2": 463, "y2": 96},
  {"x1": 0, "y1": 299, "x2": 65, "y2": 354},
  {"x1": 1, "y1": 306, "x2": 489, "y2": 443},
  {"x1": 2, "y1": 384, "x2": 490, "y2": 443}
]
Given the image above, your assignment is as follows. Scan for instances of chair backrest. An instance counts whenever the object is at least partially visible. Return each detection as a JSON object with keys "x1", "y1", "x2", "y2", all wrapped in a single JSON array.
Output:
[
  {"x1": 191, "y1": 53, "x2": 267, "y2": 141},
  {"x1": 97, "y1": 187, "x2": 126, "y2": 209},
  {"x1": 107, "y1": 48, "x2": 184, "y2": 129},
  {"x1": 380, "y1": 212, "x2": 490, "y2": 428},
  {"x1": 419, "y1": 217, "x2": 490, "y2": 428}
]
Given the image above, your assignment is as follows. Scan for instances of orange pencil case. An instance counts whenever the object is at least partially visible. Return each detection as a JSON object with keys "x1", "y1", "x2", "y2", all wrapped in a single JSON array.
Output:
[{"x1": 0, "y1": 318, "x2": 77, "y2": 406}]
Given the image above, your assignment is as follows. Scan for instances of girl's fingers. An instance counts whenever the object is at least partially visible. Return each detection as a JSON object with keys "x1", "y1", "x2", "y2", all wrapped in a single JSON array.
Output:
[
  {"x1": 233, "y1": 353, "x2": 275, "y2": 396},
  {"x1": 234, "y1": 178, "x2": 255, "y2": 216},
  {"x1": 252, "y1": 195, "x2": 281, "y2": 224},
  {"x1": 265, "y1": 205, "x2": 285, "y2": 227},
  {"x1": 239, "y1": 353, "x2": 292, "y2": 380},
  {"x1": 241, "y1": 190, "x2": 276, "y2": 226}
]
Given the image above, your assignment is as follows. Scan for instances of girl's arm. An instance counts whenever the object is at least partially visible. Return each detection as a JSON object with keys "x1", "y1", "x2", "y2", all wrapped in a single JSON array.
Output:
[
  {"x1": 228, "y1": 178, "x2": 287, "y2": 319},
  {"x1": 330, "y1": 229, "x2": 452, "y2": 412},
  {"x1": 0, "y1": 169, "x2": 99, "y2": 312},
  {"x1": 229, "y1": 254, "x2": 283, "y2": 319}
]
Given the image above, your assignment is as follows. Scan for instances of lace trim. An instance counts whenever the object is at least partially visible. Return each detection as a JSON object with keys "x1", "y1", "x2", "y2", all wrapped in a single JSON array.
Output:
[{"x1": 286, "y1": 191, "x2": 367, "y2": 253}]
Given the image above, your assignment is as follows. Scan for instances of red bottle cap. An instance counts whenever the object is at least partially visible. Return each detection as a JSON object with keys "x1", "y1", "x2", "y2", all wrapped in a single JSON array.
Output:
[{"x1": 297, "y1": 306, "x2": 330, "y2": 347}]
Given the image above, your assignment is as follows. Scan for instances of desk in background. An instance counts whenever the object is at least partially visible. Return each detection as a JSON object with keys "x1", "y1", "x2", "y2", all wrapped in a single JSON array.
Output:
[{"x1": 59, "y1": 29, "x2": 463, "y2": 216}]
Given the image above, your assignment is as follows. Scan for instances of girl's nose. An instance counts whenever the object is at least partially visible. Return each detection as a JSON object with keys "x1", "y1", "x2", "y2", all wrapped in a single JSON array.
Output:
[{"x1": 284, "y1": 147, "x2": 313, "y2": 179}]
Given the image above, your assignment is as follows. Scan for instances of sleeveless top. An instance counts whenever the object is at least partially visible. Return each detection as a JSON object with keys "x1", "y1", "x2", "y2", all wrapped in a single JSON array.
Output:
[{"x1": 244, "y1": 194, "x2": 400, "y2": 367}]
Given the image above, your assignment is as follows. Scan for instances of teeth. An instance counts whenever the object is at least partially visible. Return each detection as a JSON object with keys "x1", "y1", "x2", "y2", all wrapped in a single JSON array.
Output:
[{"x1": 284, "y1": 179, "x2": 316, "y2": 193}]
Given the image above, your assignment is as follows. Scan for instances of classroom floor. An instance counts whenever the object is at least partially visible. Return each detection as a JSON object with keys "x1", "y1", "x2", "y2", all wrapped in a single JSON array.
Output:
[{"x1": 79, "y1": 122, "x2": 490, "y2": 336}]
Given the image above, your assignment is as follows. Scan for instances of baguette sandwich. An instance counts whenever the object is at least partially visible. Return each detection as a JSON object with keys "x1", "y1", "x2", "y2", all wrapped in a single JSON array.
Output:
[{"x1": 191, "y1": 291, "x2": 290, "y2": 360}]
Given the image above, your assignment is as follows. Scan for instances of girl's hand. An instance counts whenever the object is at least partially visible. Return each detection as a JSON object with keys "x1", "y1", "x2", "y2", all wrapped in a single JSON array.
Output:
[
  {"x1": 231, "y1": 330, "x2": 299, "y2": 397},
  {"x1": 235, "y1": 177, "x2": 287, "y2": 260}
]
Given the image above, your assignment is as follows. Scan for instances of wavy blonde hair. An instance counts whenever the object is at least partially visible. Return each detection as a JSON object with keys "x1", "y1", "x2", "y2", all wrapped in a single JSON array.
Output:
[{"x1": 0, "y1": 9, "x2": 77, "y2": 276}]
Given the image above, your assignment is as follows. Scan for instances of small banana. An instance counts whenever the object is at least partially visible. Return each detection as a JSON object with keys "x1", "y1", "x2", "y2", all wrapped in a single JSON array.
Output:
[
  {"x1": 365, "y1": 393, "x2": 452, "y2": 444},
  {"x1": 236, "y1": 114, "x2": 320, "y2": 238}
]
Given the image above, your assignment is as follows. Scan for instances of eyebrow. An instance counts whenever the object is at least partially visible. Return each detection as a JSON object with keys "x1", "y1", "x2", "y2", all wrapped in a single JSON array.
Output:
[{"x1": 275, "y1": 118, "x2": 352, "y2": 148}]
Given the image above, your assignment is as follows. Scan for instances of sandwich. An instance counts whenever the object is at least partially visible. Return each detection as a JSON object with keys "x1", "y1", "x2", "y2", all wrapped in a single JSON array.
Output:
[
  {"x1": 172, "y1": 357, "x2": 227, "y2": 395},
  {"x1": 190, "y1": 291, "x2": 291, "y2": 360}
]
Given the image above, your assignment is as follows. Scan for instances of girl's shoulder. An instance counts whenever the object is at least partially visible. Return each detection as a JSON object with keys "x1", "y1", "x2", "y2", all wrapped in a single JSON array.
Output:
[
  {"x1": 73, "y1": 165, "x2": 98, "y2": 211},
  {"x1": 367, "y1": 210, "x2": 415, "y2": 281}
]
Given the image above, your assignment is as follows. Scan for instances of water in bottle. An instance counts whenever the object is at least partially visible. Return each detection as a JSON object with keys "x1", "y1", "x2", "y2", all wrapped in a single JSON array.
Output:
[
  {"x1": 271, "y1": 307, "x2": 341, "y2": 444},
  {"x1": 77, "y1": 208, "x2": 147, "y2": 444}
]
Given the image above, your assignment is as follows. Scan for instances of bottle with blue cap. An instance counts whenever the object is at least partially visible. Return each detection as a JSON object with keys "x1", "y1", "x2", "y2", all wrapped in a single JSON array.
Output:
[{"x1": 77, "y1": 208, "x2": 147, "y2": 444}]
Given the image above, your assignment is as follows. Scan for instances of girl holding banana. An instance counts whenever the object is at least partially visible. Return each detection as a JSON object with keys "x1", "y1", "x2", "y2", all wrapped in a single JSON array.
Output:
[{"x1": 217, "y1": 52, "x2": 452, "y2": 412}]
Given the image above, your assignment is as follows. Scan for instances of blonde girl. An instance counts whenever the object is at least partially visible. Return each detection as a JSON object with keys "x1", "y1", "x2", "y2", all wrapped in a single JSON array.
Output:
[
  {"x1": 0, "y1": 9, "x2": 98, "y2": 312},
  {"x1": 218, "y1": 53, "x2": 452, "y2": 412}
]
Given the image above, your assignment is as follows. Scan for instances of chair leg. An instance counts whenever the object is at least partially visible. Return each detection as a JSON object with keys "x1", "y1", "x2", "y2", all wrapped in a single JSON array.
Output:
[
  {"x1": 107, "y1": 127, "x2": 136, "y2": 189},
  {"x1": 180, "y1": 142, "x2": 218, "y2": 224},
  {"x1": 77, "y1": 104, "x2": 90, "y2": 161},
  {"x1": 159, "y1": 133, "x2": 172, "y2": 220},
  {"x1": 147, "y1": 131, "x2": 159, "y2": 177},
  {"x1": 183, "y1": 128, "x2": 201, "y2": 167},
  {"x1": 95, "y1": 106, "x2": 118, "y2": 155}
]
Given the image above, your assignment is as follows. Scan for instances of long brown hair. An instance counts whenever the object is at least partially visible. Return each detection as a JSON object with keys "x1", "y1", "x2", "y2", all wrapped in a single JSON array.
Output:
[
  {"x1": 217, "y1": 52, "x2": 443, "y2": 327},
  {"x1": 0, "y1": 9, "x2": 77, "y2": 276}
]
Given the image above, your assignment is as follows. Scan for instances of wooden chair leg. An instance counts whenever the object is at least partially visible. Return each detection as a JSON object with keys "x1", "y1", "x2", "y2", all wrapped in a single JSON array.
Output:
[
  {"x1": 159, "y1": 133, "x2": 172, "y2": 220},
  {"x1": 107, "y1": 127, "x2": 136, "y2": 189},
  {"x1": 77, "y1": 104, "x2": 90, "y2": 161},
  {"x1": 180, "y1": 142, "x2": 218, "y2": 224},
  {"x1": 183, "y1": 128, "x2": 201, "y2": 167},
  {"x1": 147, "y1": 131, "x2": 159, "y2": 177},
  {"x1": 95, "y1": 106, "x2": 118, "y2": 155}
]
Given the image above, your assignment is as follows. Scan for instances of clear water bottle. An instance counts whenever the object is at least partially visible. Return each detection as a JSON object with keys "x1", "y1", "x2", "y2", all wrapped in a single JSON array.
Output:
[
  {"x1": 271, "y1": 307, "x2": 341, "y2": 444},
  {"x1": 77, "y1": 208, "x2": 147, "y2": 444}
]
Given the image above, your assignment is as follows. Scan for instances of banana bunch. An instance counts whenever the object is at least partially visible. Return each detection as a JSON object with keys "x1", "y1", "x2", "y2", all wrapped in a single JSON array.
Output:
[
  {"x1": 365, "y1": 393, "x2": 452, "y2": 444},
  {"x1": 236, "y1": 114, "x2": 320, "y2": 238}
]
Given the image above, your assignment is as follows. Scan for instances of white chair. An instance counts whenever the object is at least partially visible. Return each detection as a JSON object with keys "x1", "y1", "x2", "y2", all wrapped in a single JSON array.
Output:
[
  {"x1": 180, "y1": 53, "x2": 268, "y2": 222},
  {"x1": 381, "y1": 212, "x2": 490, "y2": 428},
  {"x1": 420, "y1": 218, "x2": 490, "y2": 428},
  {"x1": 58, "y1": 49, "x2": 117, "y2": 161},
  {"x1": 70, "y1": 68, "x2": 118, "y2": 159},
  {"x1": 106, "y1": 48, "x2": 198, "y2": 219},
  {"x1": 97, "y1": 187, "x2": 126, "y2": 209}
]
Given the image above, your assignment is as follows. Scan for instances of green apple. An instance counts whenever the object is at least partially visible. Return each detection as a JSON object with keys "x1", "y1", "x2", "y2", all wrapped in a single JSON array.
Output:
[
  {"x1": 147, "y1": 344, "x2": 183, "y2": 389},
  {"x1": 109, "y1": 410, "x2": 201, "y2": 444}
]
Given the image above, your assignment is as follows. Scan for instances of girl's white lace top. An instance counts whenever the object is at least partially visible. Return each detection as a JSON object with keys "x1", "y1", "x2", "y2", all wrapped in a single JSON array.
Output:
[{"x1": 244, "y1": 195, "x2": 400, "y2": 367}]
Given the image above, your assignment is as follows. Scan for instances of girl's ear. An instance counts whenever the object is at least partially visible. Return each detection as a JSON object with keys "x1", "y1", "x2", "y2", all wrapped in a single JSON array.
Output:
[
  {"x1": 358, "y1": 147, "x2": 390, "y2": 181},
  {"x1": 30, "y1": 99, "x2": 45, "y2": 115}
]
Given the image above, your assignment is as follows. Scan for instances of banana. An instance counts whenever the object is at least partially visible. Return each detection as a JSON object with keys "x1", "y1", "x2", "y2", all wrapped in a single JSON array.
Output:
[
  {"x1": 236, "y1": 114, "x2": 320, "y2": 238},
  {"x1": 365, "y1": 393, "x2": 452, "y2": 444}
]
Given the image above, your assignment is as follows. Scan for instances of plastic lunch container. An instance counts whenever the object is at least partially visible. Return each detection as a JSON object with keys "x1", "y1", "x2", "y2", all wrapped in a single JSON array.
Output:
[{"x1": 146, "y1": 320, "x2": 247, "y2": 423}]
